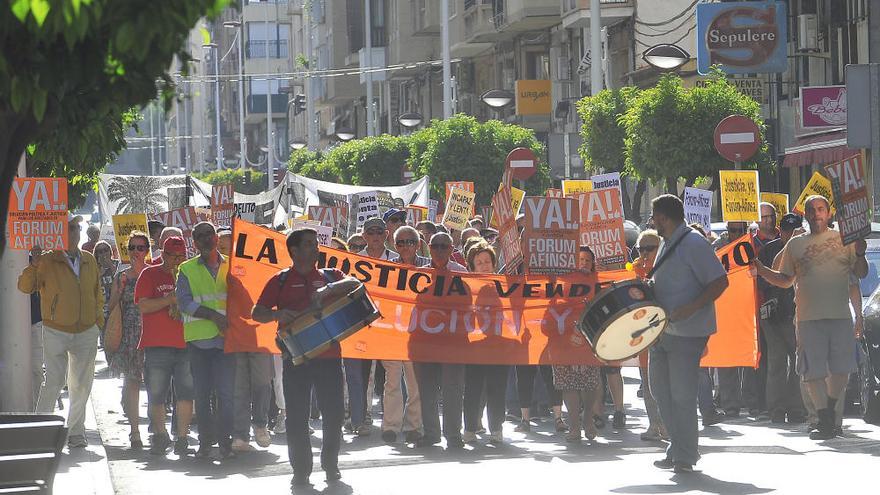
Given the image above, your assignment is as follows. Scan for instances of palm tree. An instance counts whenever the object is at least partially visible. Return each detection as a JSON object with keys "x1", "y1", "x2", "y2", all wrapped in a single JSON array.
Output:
[{"x1": 106, "y1": 176, "x2": 185, "y2": 214}]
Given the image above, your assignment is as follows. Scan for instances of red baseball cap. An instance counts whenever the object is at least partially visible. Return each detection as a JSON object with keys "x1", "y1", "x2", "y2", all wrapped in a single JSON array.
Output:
[{"x1": 163, "y1": 236, "x2": 187, "y2": 255}]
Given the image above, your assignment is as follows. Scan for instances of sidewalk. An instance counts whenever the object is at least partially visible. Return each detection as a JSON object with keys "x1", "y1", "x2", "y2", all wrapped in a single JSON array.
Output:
[{"x1": 54, "y1": 386, "x2": 115, "y2": 494}]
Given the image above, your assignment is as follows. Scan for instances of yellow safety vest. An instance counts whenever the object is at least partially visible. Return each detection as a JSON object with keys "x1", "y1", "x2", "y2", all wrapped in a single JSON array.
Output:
[{"x1": 178, "y1": 255, "x2": 228, "y2": 342}]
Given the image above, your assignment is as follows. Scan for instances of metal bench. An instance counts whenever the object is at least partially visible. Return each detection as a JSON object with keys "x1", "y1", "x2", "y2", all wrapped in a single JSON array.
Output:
[{"x1": 0, "y1": 414, "x2": 67, "y2": 495}]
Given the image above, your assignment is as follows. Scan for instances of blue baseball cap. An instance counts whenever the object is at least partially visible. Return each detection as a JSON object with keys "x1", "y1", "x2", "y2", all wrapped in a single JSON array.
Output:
[{"x1": 383, "y1": 208, "x2": 406, "y2": 222}]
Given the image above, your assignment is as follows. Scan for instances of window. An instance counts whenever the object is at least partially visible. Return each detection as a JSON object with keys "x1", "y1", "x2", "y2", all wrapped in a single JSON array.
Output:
[
  {"x1": 246, "y1": 22, "x2": 290, "y2": 58},
  {"x1": 249, "y1": 79, "x2": 290, "y2": 95}
]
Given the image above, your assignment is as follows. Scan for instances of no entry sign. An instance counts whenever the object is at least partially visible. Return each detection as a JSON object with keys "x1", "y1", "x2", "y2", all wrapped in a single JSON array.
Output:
[
  {"x1": 714, "y1": 115, "x2": 760, "y2": 163},
  {"x1": 506, "y1": 147, "x2": 537, "y2": 181}
]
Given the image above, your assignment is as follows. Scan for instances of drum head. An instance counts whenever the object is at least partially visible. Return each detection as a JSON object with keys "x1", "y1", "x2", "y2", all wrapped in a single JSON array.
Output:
[{"x1": 593, "y1": 305, "x2": 667, "y2": 361}]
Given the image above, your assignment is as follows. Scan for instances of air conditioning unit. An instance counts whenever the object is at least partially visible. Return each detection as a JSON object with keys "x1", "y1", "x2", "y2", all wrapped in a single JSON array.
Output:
[{"x1": 797, "y1": 14, "x2": 819, "y2": 52}]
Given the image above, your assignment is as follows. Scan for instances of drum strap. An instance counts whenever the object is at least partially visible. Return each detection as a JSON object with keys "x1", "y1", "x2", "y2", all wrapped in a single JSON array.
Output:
[{"x1": 647, "y1": 227, "x2": 692, "y2": 279}]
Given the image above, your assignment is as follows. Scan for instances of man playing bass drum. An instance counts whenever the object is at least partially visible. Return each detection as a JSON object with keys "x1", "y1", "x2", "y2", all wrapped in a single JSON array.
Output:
[{"x1": 252, "y1": 228, "x2": 360, "y2": 488}]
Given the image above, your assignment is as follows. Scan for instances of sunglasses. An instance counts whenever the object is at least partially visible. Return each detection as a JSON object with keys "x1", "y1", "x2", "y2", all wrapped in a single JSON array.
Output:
[
  {"x1": 128, "y1": 244, "x2": 149, "y2": 252},
  {"x1": 430, "y1": 243, "x2": 452, "y2": 250},
  {"x1": 638, "y1": 245, "x2": 658, "y2": 253},
  {"x1": 395, "y1": 239, "x2": 418, "y2": 247},
  {"x1": 349, "y1": 243, "x2": 366, "y2": 251}
]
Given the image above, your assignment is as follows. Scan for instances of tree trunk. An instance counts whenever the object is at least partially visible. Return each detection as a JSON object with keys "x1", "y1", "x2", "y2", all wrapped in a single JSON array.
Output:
[
  {"x1": 665, "y1": 177, "x2": 678, "y2": 195},
  {"x1": 630, "y1": 179, "x2": 647, "y2": 223},
  {"x1": 0, "y1": 114, "x2": 39, "y2": 256},
  {"x1": 621, "y1": 178, "x2": 632, "y2": 220}
]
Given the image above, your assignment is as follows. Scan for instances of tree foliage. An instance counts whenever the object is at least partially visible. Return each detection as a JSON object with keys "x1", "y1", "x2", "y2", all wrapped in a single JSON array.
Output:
[
  {"x1": 408, "y1": 114, "x2": 550, "y2": 206},
  {"x1": 322, "y1": 135, "x2": 409, "y2": 186},
  {"x1": 192, "y1": 168, "x2": 266, "y2": 195},
  {"x1": 0, "y1": 0, "x2": 230, "y2": 253}
]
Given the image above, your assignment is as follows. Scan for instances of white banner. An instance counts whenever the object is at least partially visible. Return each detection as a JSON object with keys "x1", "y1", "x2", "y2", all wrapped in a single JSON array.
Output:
[
  {"x1": 683, "y1": 187, "x2": 713, "y2": 233},
  {"x1": 288, "y1": 174, "x2": 430, "y2": 211},
  {"x1": 99, "y1": 174, "x2": 210, "y2": 222}
]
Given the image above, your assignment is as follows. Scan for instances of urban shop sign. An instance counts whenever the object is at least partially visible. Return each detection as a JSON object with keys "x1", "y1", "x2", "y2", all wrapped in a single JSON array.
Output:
[
  {"x1": 696, "y1": 1, "x2": 788, "y2": 75},
  {"x1": 800, "y1": 86, "x2": 847, "y2": 129},
  {"x1": 515, "y1": 80, "x2": 552, "y2": 116}
]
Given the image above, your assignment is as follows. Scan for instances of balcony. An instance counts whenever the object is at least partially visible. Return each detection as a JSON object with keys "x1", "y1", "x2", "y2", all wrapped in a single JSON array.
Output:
[
  {"x1": 246, "y1": 40, "x2": 289, "y2": 59},
  {"x1": 411, "y1": 0, "x2": 441, "y2": 36},
  {"x1": 493, "y1": 0, "x2": 561, "y2": 33},
  {"x1": 561, "y1": 0, "x2": 634, "y2": 29},
  {"x1": 463, "y1": 2, "x2": 502, "y2": 43}
]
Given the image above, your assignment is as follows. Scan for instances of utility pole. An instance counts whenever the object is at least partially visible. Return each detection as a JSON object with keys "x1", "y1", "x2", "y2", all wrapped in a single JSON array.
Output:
[
  {"x1": 209, "y1": 43, "x2": 224, "y2": 170},
  {"x1": 365, "y1": 0, "x2": 374, "y2": 136},
  {"x1": 148, "y1": 104, "x2": 157, "y2": 176},
  {"x1": 590, "y1": 0, "x2": 603, "y2": 96},
  {"x1": 304, "y1": 1, "x2": 317, "y2": 149},
  {"x1": 266, "y1": 11, "x2": 275, "y2": 188},
  {"x1": 442, "y1": 0, "x2": 452, "y2": 118},
  {"x1": 236, "y1": 23, "x2": 246, "y2": 170}
]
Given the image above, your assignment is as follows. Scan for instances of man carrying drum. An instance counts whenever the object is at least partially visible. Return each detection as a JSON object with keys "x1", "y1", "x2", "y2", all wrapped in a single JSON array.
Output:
[
  {"x1": 252, "y1": 228, "x2": 360, "y2": 488},
  {"x1": 648, "y1": 195, "x2": 729, "y2": 474}
]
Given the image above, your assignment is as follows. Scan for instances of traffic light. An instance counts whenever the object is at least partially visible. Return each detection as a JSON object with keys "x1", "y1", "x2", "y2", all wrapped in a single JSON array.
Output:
[{"x1": 293, "y1": 94, "x2": 306, "y2": 116}]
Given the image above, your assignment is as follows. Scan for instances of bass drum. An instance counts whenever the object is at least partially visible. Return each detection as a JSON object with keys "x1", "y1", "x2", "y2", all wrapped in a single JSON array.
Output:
[{"x1": 577, "y1": 279, "x2": 667, "y2": 362}]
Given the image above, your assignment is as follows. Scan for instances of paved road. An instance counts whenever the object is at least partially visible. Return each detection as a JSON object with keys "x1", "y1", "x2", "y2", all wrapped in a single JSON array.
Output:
[{"x1": 57, "y1": 355, "x2": 880, "y2": 495}]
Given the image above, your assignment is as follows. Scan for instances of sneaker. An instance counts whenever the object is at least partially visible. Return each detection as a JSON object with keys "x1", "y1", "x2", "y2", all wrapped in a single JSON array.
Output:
[
  {"x1": 833, "y1": 426, "x2": 843, "y2": 437},
  {"x1": 355, "y1": 424, "x2": 371, "y2": 437},
  {"x1": 446, "y1": 436, "x2": 464, "y2": 449},
  {"x1": 565, "y1": 432, "x2": 581, "y2": 443},
  {"x1": 475, "y1": 426, "x2": 486, "y2": 435},
  {"x1": 381, "y1": 430, "x2": 397, "y2": 443},
  {"x1": 636, "y1": 386, "x2": 644, "y2": 398},
  {"x1": 612, "y1": 411, "x2": 626, "y2": 429},
  {"x1": 809, "y1": 408, "x2": 836, "y2": 441},
  {"x1": 462, "y1": 430, "x2": 478, "y2": 443},
  {"x1": 325, "y1": 468, "x2": 342, "y2": 482},
  {"x1": 273, "y1": 411, "x2": 287, "y2": 434},
  {"x1": 173, "y1": 437, "x2": 194, "y2": 456},
  {"x1": 414, "y1": 436, "x2": 440, "y2": 448},
  {"x1": 640, "y1": 429, "x2": 662, "y2": 442},
  {"x1": 555, "y1": 417, "x2": 569, "y2": 432},
  {"x1": 724, "y1": 408, "x2": 740, "y2": 418},
  {"x1": 195, "y1": 444, "x2": 213, "y2": 459},
  {"x1": 219, "y1": 442, "x2": 236, "y2": 459},
  {"x1": 231, "y1": 438, "x2": 255, "y2": 452},
  {"x1": 67, "y1": 435, "x2": 87, "y2": 449},
  {"x1": 593, "y1": 414, "x2": 606, "y2": 429},
  {"x1": 254, "y1": 427, "x2": 271, "y2": 448},
  {"x1": 786, "y1": 412, "x2": 807, "y2": 424},
  {"x1": 653, "y1": 457, "x2": 674, "y2": 470},
  {"x1": 149, "y1": 433, "x2": 171, "y2": 455},
  {"x1": 514, "y1": 420, "x2": 531, "y2": 433},
  {"x1": 770, "y1": 411, "x2": 787, "y2": 424},
  {"x1": 702, "y1": 410, "x2": 726, "y2": 427},
  {"x1": 487, "y1": 432, "x2": 503, "y2": 444},
  {"x1": 404, "y1": 430, "x2": 422, "y2": 443},
  {"x1": 673, "y1": 462, "x2": 695, "y2": 473},
  {"x1": 291, "y1": 475, "x2": 311, "y2": 487},
  {"x1": 129, "y1": 432, "x2": 143, "y2": 450}
]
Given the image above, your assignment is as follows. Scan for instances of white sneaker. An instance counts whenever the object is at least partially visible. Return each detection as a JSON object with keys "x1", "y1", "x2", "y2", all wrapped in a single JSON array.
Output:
[
  {"x1": 488, "y1": 431, "x2": 503, "y2": 444},
  {"x1": 274, "y1": 412, "x2": 287, "y2": 434},
  {"x1": 462, "y1": 430, "x2": 478, "y2": 443},
  {"x1": 254, "y1": 427, "x2": 272, "y2": 448},
  {"x1": 231, "y1": 438, "x2": 255, "y2": 452}
]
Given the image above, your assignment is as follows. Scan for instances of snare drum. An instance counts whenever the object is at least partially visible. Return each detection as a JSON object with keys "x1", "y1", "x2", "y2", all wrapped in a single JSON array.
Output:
[
  {"x1": 576, "y1": 279, "x2": 667, "y2": 361},
  {"x1": 277, "y1": 284, "x2": 381, "y2": 365}
]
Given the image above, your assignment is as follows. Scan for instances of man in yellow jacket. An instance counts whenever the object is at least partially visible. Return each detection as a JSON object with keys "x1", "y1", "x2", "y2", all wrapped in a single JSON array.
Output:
[{"x1": 18, "y1": 212, "x2": 104, "y2": 449}]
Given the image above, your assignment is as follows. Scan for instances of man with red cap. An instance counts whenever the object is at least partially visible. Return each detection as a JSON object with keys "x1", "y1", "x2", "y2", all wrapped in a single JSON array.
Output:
[{"x1": 135, "y1": 236, "x2": 195, "y2": 456}]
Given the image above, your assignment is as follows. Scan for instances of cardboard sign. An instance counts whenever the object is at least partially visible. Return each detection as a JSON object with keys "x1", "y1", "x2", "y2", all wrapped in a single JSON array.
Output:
[
  {"x1": 290, "y1": 219, "x2": 333, "y2": 246},
  {"x1": 478, "y1": 206, "x2": 493, "y2": 224},
  {"x1": 445, "y1": 181, "x2": 475, "y2": 217},
  {"x1": 577, "y1": 188, "x2": 627, "y2": 267},
  {"x1": 376, "y1": 191, "x2": 395, "y2": 215},
  {"x1": 592, "y1": 172, "x2": 625, "y2": 213},
  {"x1": 683, "y1": 187, "x2": 713, "y2": 233},
  {"x1": 522, "y1": 197, "x2": 580, "y2": 274},
  {"x1": 8, "y1": 178, "x2": 69, "y2": 251},
  {"x1": 309, "y1": 206, "x2": 348, "y2": 237},
  {"x1": 354, "y1": 191, "x2": 380, "y2": 231},
  {"x1": 492, "y1": 185, "x2": 523, "y2": 273},
  {"x1": 562, "y1": 180, "x2": 593, "y2": 196},
  {"x1": 149, "y1": 206, "x2": 201, "y2": 255},
  {"x1": 793, "y1": 171, "x2": 836, "y2": 216},
  {"x1": 824, "y1": 154, "x2": 870, "y2": 245},
  {"x1": 719, "y1": 170, "x2": 760, "y2": 222},
  {"x1": 442, "y1": 187, "x2": 476, "y2": 231},
  {"x1": 406, "y1": 205, "x2": 428, "y2": 226},
  {"x1": 490, "y1": 184, "x2": 525, "y2": 229},
  {"x1": 211, "y1": 183, "x2": 235, "y2": 228},
  {"x1": 546, "y1": 188, "x2": 563, "y2": 198},
  {"x1": 428, "y1": 199, "x2": 439, "y2": 223},
  {"x1": 112, "y1": 214, "x2": 150, "y2": 263},
  {"x1": 760, "y1": 192, "x2": 789, "y2": 228}
]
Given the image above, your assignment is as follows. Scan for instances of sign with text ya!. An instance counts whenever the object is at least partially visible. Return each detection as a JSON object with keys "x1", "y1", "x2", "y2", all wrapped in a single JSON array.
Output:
[
  {"x1": 112, "y1": 214, "x2": 149, "y2": 263},
  {"x1": 489, "y1": 184, "x2": 525, "y2": 229},
  {"x1": 522, "y1": 197, "x2": 579, "y2": 274},
  {"x1": 149, "y1": 207, "x2": 204, "y2": 256},
  {"x1": 577, "y1": 188, "x2": 627, "y2": 267},
  {"x1": 824, "y1": 154, "x2": 870, "y2": 245},
  {"x1": 493, "y1": 185, "x2": 523, "y2": 272},
  {"x1": 793, "y1": 171, "x2": 836, "y2": 216},
  {"x1": 696, "y1": 1, "x2": 787, "y2": 75},
  {"x1": 309, "y1": 206, "x2": 348, "y2": 237},
  {"x1": 760, "y1": 192, "x2": 789, "y2": 228},
  {"x1": 719, "y1": 170, "x2": 760, "y2": 222},
  {"x1": 683, "y1": 187, "x2": 713, "y2": 233},
  {"x1": 8, "y1": 178, "x2": 69, "y2": 250},
  {"x1": 211, "y1": 184, "x2": 235, "y2": 228},
  {"x1": 442, "y1": 187, "x2": 476, "y2": 231}
]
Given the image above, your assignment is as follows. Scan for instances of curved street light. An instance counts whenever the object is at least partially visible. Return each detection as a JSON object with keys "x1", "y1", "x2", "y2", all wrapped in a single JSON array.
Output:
[
  {"x1": 480, "y1": 89, "x2": 515, "y2": 109},
  {"x1": 397, "y1": 112, "x2": 424, "y2": 129},
  {"x1": 289, "y1": 139, "x2": 307, "y2": 150},
  {"x1": 642, "y1": 44, "x2": 691, "y2": 71},
  {"x1": 335, "y1": 128, "x2": 356, "y2": 142}
]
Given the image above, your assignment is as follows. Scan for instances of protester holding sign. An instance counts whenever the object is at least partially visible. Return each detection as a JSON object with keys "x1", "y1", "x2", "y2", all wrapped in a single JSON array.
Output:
[
  {"x1": 18, "y1": 212, "x2": 104, "y2": 449},
  {"x1": 754, "y1": 195, "x2": 868, "y2": 441}
]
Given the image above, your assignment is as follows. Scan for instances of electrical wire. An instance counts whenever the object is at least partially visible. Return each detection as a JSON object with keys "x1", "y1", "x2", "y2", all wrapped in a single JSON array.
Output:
[
  {"x1": 635, "y1": 23, "x2": 697, "y2": 49},
  {"x1": 634, "y1": 0, "x2": 699, "y2": 27},
  {"x1": 633, "y1": 11, "x2": 694, "y2": 38}
]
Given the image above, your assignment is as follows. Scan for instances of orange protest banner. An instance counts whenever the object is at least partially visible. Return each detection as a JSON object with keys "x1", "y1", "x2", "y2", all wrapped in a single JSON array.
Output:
[
  {"x1": 8, "y1": 178, "x2": 69, "y2": 251},
  {"x1": 211, "y1": 183, "x2": 235, "y2": 228},
  {"x1": 522, "y1": 197, "x2": 579, "y2": 274},
  {"x1": 227, "y1": 219, "x2": 758, "y2": 367},
  {"x1": 577, "y1": 188, "x2": 627, "y2": 267}
]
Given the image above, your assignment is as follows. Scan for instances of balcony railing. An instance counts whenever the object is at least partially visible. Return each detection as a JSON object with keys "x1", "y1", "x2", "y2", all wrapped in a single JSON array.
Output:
[{"x1": 246, "y1": 40, "x2": 289, "y2": 59}]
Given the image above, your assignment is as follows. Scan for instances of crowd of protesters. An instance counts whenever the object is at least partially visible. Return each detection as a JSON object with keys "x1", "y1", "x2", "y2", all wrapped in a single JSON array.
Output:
[{"x1": 17, "y1": 193, "x2": 871, "y2": 485}]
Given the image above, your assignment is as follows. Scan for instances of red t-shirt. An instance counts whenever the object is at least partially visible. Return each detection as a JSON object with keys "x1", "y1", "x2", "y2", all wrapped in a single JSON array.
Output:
[{"x1": 134, "y1": 265, "x2": 186, "y2": 349}]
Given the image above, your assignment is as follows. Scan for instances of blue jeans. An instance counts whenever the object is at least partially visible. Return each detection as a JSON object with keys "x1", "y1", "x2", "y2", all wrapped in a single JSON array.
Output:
[
  {"x1": 144, "y1": 347, "x2": 194, "y2": 404},
  {"x1": 649, "y1": 333, "x2": 709, "y2": 465},
  {"x1": 344, "y1": 358, "x2": 366, "y2": 427},
  {"x1": 188, "y1": 344, "x2": 236, "y2": 447},
  {"x1": 698, "y1": 368, "x2": 715, "y2": 415}
]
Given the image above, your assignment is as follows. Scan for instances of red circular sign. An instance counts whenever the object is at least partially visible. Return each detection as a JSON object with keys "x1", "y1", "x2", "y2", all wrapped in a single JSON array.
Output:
[
  {"x1": 713, "y1": 115, "x2": 760, "y2": 163},
  {"x1": 506, "y1": 147, "x2": 537, "y2": 181}
]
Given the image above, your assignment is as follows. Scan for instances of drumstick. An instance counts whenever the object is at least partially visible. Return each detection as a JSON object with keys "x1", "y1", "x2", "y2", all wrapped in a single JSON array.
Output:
[{"x1": 630, "y1": 317, "x2": 668, "y2": 339}]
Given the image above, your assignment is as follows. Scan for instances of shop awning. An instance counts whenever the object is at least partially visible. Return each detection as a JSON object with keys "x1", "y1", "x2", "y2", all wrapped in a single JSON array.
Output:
[{"x1": 782, "y1": 131, "x2": 855, "y2": 167}]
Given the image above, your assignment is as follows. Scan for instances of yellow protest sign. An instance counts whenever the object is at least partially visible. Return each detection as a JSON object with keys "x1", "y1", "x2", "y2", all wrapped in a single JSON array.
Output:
[
  {"x1": 442, "y1": 187, "x2": 476, "y2": 231},
  {"x1": 562, "y1": 180, "x2": 593, "y2": 196},
  {"x1": 112, "y1": 213, "x2": 150, "y2": 263},
  {"x1": 760, "y1": 192, "x2": 789, "y2": 227},
  {"x1": 793, "y1": 171, "x2": 836, "y2": 215},
  {"x1": 719, "y1": 170, "x2": 760, "y2": 222},
  {"x1": 490, "y1": 184, "x2": 526, "y2": 229}
]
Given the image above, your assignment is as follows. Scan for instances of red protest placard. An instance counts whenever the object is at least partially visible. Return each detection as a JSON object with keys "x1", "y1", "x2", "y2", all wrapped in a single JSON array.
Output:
[
  {"x1": 824, "y1": 154, "x2": 870, "y2": 245},
  {"x1": 211, "y1": 183, "x2": 235, "y2": 228},
  {"x1": 577, "y1": 188, "x2": 627, "y2": 267},
  {"x1": 522, "y1": 197, "x2": 580, "y2": 274},
  {"x1": 546, "y1": 188, "x2": 563, "y2": 198},
  {"x1": 309, "y1": 205, "x2": 348, "y2": 236},
  {"x1": 149, "y1": 206, "x2": 202, "y2": 256},
  {"x1": 492, "y1": 185, "x2": 522, "y2": 273},
  {"x1": 8, "y1": 178, "x2": 69, "y2": 250}
]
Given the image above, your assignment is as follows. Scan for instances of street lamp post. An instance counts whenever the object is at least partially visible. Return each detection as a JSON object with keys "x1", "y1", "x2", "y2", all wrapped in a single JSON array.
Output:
[
  {"x1": 203, "y1": 42, "x2": 224, "y2": 170},
  {"x1": 642, "y1": 44, "x2": 691, "y2": 71},
  {"x1": 223, "y1": 19, "x2": 247, "y2": 170},
  {"x1": 480, "y1": 89, "x2": 514, "y2": 120},
  {"x1": 335, "y1": 128, "x2": 356, "y2": 142}
]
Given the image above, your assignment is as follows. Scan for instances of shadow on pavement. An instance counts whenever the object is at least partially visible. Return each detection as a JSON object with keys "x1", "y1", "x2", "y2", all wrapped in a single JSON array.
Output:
[{"x1": 611, "y1": 472, "x2": 774, "y2": 495}]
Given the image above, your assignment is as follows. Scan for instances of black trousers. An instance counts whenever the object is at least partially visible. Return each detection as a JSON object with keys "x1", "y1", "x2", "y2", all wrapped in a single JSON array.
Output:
[
  {"x1": 283, "y1": 357, "x2": 343, "y2": 477},
  {"x1": 515, "y1": 365, "x2": 562, "y2": 409},
  {"x1": 464, "y1": 364, "x2": 509, "y2": 434},
  {"x1": 414, "y1": 362, "x2": 465, "y2": 441}
]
